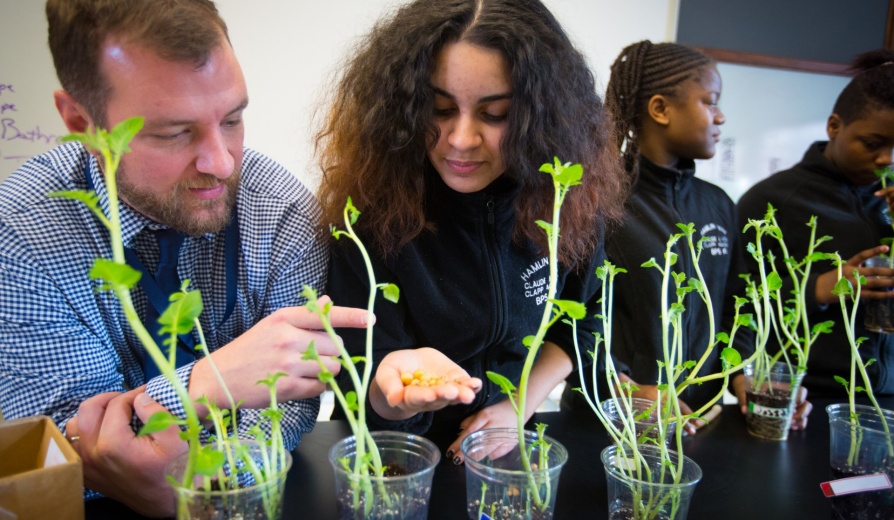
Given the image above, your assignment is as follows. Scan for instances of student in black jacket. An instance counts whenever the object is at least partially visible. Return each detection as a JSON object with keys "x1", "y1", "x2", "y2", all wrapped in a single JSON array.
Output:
[
  {"x1": 314, "y1": 0, "x2": 628, "y2": 464},
  {"x1": 564, "y1": 41, "x2": 771, "y2": 433},
  {"x1": 737, "y1": 50, "x2": 894, "y2": 398}
]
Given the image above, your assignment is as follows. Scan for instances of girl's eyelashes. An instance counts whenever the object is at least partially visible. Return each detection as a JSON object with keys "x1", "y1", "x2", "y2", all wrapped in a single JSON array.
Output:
[
  {"x1": 432, "y1": 106, "x2": 508, "y2": 123},
  {"x1": 482, "y1": 112, "x2": 508, "y2": 123}
]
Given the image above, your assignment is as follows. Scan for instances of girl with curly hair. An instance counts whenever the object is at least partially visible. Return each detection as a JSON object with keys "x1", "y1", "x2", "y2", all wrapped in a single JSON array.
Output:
[{"x1": 315, "y1": 0, "x2": 626, "y2": 463}]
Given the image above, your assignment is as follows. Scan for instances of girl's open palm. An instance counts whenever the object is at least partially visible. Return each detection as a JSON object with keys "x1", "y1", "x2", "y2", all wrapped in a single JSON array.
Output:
[{"x1": 376, "y1": 347, "x2": 482, "y2": 415}]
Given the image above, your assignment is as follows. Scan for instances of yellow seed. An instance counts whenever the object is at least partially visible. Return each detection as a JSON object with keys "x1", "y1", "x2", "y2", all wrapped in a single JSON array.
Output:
[{"x1": 400, "y1": 373, "x2": 413, "y2": 385}]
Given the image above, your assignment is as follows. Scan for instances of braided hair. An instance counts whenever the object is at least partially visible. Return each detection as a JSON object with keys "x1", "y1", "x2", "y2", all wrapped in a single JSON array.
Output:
[
  {"x1": 833, "y1": 49, "x2": 894, "y2": 124},
  {"x1": 605, "y1": 41, "x2": 713, "y2": 177}
]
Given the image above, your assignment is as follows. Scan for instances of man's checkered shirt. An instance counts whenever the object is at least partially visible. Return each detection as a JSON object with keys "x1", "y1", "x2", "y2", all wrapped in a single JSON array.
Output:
[{"x1": 0, "y1": 142, "x2": 328, "y2": 454}]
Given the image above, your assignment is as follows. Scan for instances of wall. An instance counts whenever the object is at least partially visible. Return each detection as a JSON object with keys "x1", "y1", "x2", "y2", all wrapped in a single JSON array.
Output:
[{"x1": 0, "y1": 0, "x2": 849, "y2": 200}]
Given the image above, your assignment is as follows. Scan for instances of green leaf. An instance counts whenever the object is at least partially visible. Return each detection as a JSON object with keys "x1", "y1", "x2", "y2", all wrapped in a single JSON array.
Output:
[
  {"x1": 521, "y1": 335, "x2": 535, "y2": 347},
  {"x1": 720, "y1": 347, "x2": 742, "y2": 367},
  {"x1": 138, "y1": 411, "x2": 182, "y2": 436},
  {"x1": 715, "y1": 332, "x2": 730, "y2": 344},
  {"x1": 811, "y1": 320, "x2": 835, "y2": 335},
  {"x1": 554, "y1": 162, "x2": 583, "y2": 187},
  {"x1": 486, "y1": 371, "x2": 517, "y2": 395},
  {"x1": 832, "y1": 277, "x2": 853, "y2": 296},
  {"x1": 345, "y1": 196, "x2": 360, "y2": 225},
  {"x1": 345, "y1": 391, "x2": 358, "y2": 412},
  {"x1": 833, "y1": 375, "x2": 848, "y2": 387},
  {"x1": 380, "y1": 283, "x2": 400, "y2": 304},
  {"x1": 193, "y1": 445, "x2": 226, "y2": 477},
  {"x1": 766, "y1": 272, "x2": 783, "y2": 292},
  {"x1": 108, "y1": 117, "x2": 144, "y2": 155},
  {"x1": 551, "y1": 299, "x2": 586, "y2": 320},
  {"x1": 301, "y1": 341, "x2": 319, "y2": 361},
  {"x1": 535, "y1": 220, "x2": 552, "y2": 234},
  {"x1": 89, "y1": 258, "x2": 142, "y2": 290},
  {"x1": 158, "y1": 289, "x2": 203, "y2": 338},
  {"x1": 48, "y1": 189, "x2": 101, "y2": 212}
]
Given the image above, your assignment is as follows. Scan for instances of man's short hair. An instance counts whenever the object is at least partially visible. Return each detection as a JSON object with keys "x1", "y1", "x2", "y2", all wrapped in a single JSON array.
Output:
[{"x1": 46, "y1": 0, "x2": 230, "y2": 125}]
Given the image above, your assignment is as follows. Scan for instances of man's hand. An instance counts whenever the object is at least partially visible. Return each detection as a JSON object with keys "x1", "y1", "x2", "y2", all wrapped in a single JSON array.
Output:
[
  {"x1": 369, "y1": 347, "x2": 482, "y2": 422},
  {"x1": 189, "y1": 296, "x2": 373, "y2": 410},
  {"x1": 66, "y1": 389, "x2": 187, "y2": 517}
]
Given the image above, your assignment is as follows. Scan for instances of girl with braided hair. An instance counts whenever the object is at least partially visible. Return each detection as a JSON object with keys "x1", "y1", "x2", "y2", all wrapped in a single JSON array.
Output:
[
  {"x1": 563, "y1": 40, "x2": 773, "y2": 432},
  {"x1": 316, "y1": 0, "x2": 626, "y2": 463},
  {"x1": 738, "y1": 49, "x2": 894, "y2": 399}
]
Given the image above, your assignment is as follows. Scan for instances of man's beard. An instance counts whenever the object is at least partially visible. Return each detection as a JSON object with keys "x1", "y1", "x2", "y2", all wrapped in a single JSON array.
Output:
[{"x1": 117, "y1": 166, "x2": 241, "y2": 236}]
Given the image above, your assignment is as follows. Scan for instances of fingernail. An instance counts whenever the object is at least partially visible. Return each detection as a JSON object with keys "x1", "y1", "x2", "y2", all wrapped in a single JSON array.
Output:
[
  {"x1": 452, "y1": 456, "x2": 463, "y2": 466},
  {"x1": 136, "y1": 393, "x2": 151, "y2": 406},
  {"x1": 445, "y1": 449, "x2": 454, "y2": 460}
]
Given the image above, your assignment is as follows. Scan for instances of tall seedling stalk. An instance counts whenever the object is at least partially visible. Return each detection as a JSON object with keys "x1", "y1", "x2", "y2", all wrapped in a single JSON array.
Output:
[
  {"x1": 52, "y1": 118, "x2": 288, "y2": 518},
  {"x1": 742, "y1": 204, "x2": 834, "y2": 395},
  {"x1": 301, "y1": 197, "x2": 398, "y2": 514},
  {"x1": 830, "y1": 256, "x2": 894, "y2": 465},
  {"x1": 573, "y1": 224, "x2": 764, "y2": 520},
  {"x1": 485, "y1": 158, "x2": 587, "y2": 512}
]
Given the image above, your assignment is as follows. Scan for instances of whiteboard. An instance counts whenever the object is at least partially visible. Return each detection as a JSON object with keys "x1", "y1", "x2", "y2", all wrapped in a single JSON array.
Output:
[{"x1": 0, "y1": 0, "x2": 849, "y2": 201}]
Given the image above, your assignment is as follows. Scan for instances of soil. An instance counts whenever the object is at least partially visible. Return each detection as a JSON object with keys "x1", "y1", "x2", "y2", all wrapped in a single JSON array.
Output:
[
  {"x1": 830, "y1": 462, "x2": 894, "y2": 520},
  {"x1": 607, "y1": 507, "x2": 670, "y2": 520},
  {"x1": 335, "y1": 465, "x2": 431, "y2": 520},
  {"x1": 467, "y1": 498, "x2": 554, "y2": 520},
  {"x1": 745, "y1": 389, "x2": 792, "y2": 440},
  {"x1": 865, "y1": 299, "x2": 894, "y2": 334}
]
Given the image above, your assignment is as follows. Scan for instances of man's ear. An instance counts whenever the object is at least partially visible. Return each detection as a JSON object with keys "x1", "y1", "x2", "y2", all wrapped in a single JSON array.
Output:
[
  {"x1": 826, "y1": 113, "x2": 842, "y2": 141},
  {"x1": 53, "y1": 90, "x2": 92, "y2": 134},
  {"x1": 646, "y1": 94, "x2": 671, "y2": 127}
]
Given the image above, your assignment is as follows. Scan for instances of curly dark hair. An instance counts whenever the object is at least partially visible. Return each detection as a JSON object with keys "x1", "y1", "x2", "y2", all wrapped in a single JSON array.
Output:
[
  {"x1": 604, "y1": 40, "x2": 714, "y2": 178},
  {"x1": 833, "y1": 49, "x2": 894, "y2": 124},
  {"x1": 314, "y1": 0, "x2": 626, "y2": 269}
]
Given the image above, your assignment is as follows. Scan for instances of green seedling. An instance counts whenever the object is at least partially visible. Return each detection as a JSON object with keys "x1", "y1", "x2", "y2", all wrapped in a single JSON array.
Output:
[
  {"x1": 742, "y1": 204, "x2": 834, "y2": 400},
  {"x1": 831, "y1": 255, "x2": 894, "y2": 465},
  {"x1": 484, "y1": 157, "x2": 584, "y2": 513},
  {"x1": 300, "y1": 196, "x2": 399, "y2": 515},
  {"x1": 51, "y1": 117, "x2": 287, "y2": 518},
  {"x1": 572, "y1": 223, "x2": 764, "y2": 520}
]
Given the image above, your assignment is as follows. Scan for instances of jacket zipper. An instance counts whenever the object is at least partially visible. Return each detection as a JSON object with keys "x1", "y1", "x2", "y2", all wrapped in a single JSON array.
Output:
[{"x1": 483, "y1": 196, "x2": 506, "y2": 405}]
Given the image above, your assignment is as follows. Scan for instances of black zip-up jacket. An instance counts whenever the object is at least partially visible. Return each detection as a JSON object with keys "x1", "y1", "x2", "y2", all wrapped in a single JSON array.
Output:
[
  {"x1": 737, "y1": 142, "x2": 894, "y2": 396},
  {"x1": 327, "y1": 168, "x2": 604, "y2": 433},
  {"x1": 565, "y1": 156, "x2": 749, "y2": 411}
]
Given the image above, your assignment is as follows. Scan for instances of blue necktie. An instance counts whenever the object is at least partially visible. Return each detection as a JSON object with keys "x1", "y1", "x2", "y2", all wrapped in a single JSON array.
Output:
[{"x1": 143, "y1": 229, "x2": 194, "y2": 381}]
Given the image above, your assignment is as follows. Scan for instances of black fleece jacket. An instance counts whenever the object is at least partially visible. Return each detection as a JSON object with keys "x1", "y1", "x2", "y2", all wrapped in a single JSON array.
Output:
[
  {"x1": 565, "y1": 156, "x2": 749, "y2": 411},
  {"x1": 327, "y1": 168, "x2": 604, "y2": 433},
  {"x1": 737, "y1": 141, "x2": 894, "y2": 397}
]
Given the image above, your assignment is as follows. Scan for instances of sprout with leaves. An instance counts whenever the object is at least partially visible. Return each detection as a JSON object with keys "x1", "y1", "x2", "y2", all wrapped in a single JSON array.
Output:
[
  {"x1": 482, "y1": 158, "x2": 587, "y2": 513},
  {"x1": 571, "y1": 223, "x2": 764, "y2": 520},
  {"x1": 830, "y1": 254, "x2": 894, "y2": 465},
  {"x1": 740, "y1": 204, "x2": 834, "y2": 403},
  {"x1": 300, "y1": 196, "x2": 399, "y2": 515},
  {"x1": 51, "y1": 117, "x2": 288, "y2": 518}
]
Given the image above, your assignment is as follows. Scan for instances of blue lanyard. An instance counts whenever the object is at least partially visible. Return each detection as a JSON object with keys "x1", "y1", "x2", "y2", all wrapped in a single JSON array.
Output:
[{"x1": 84, "y1": 163, "x2": 239, "y2": 352}]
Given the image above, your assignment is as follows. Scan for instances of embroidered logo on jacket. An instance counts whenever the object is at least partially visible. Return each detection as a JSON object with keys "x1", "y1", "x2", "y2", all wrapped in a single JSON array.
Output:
[
  {"x1": 699, "y1": 223, "x2": 729, "y2": 256},
  {"x1": 520, "y1": 257, "x2": 549, "y2": 305}
]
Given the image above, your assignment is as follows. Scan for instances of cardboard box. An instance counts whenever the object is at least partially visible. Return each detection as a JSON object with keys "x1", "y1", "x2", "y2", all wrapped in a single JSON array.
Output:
[{"x1": 0, "y1": 416, "x2": 83, "y2": 520}]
